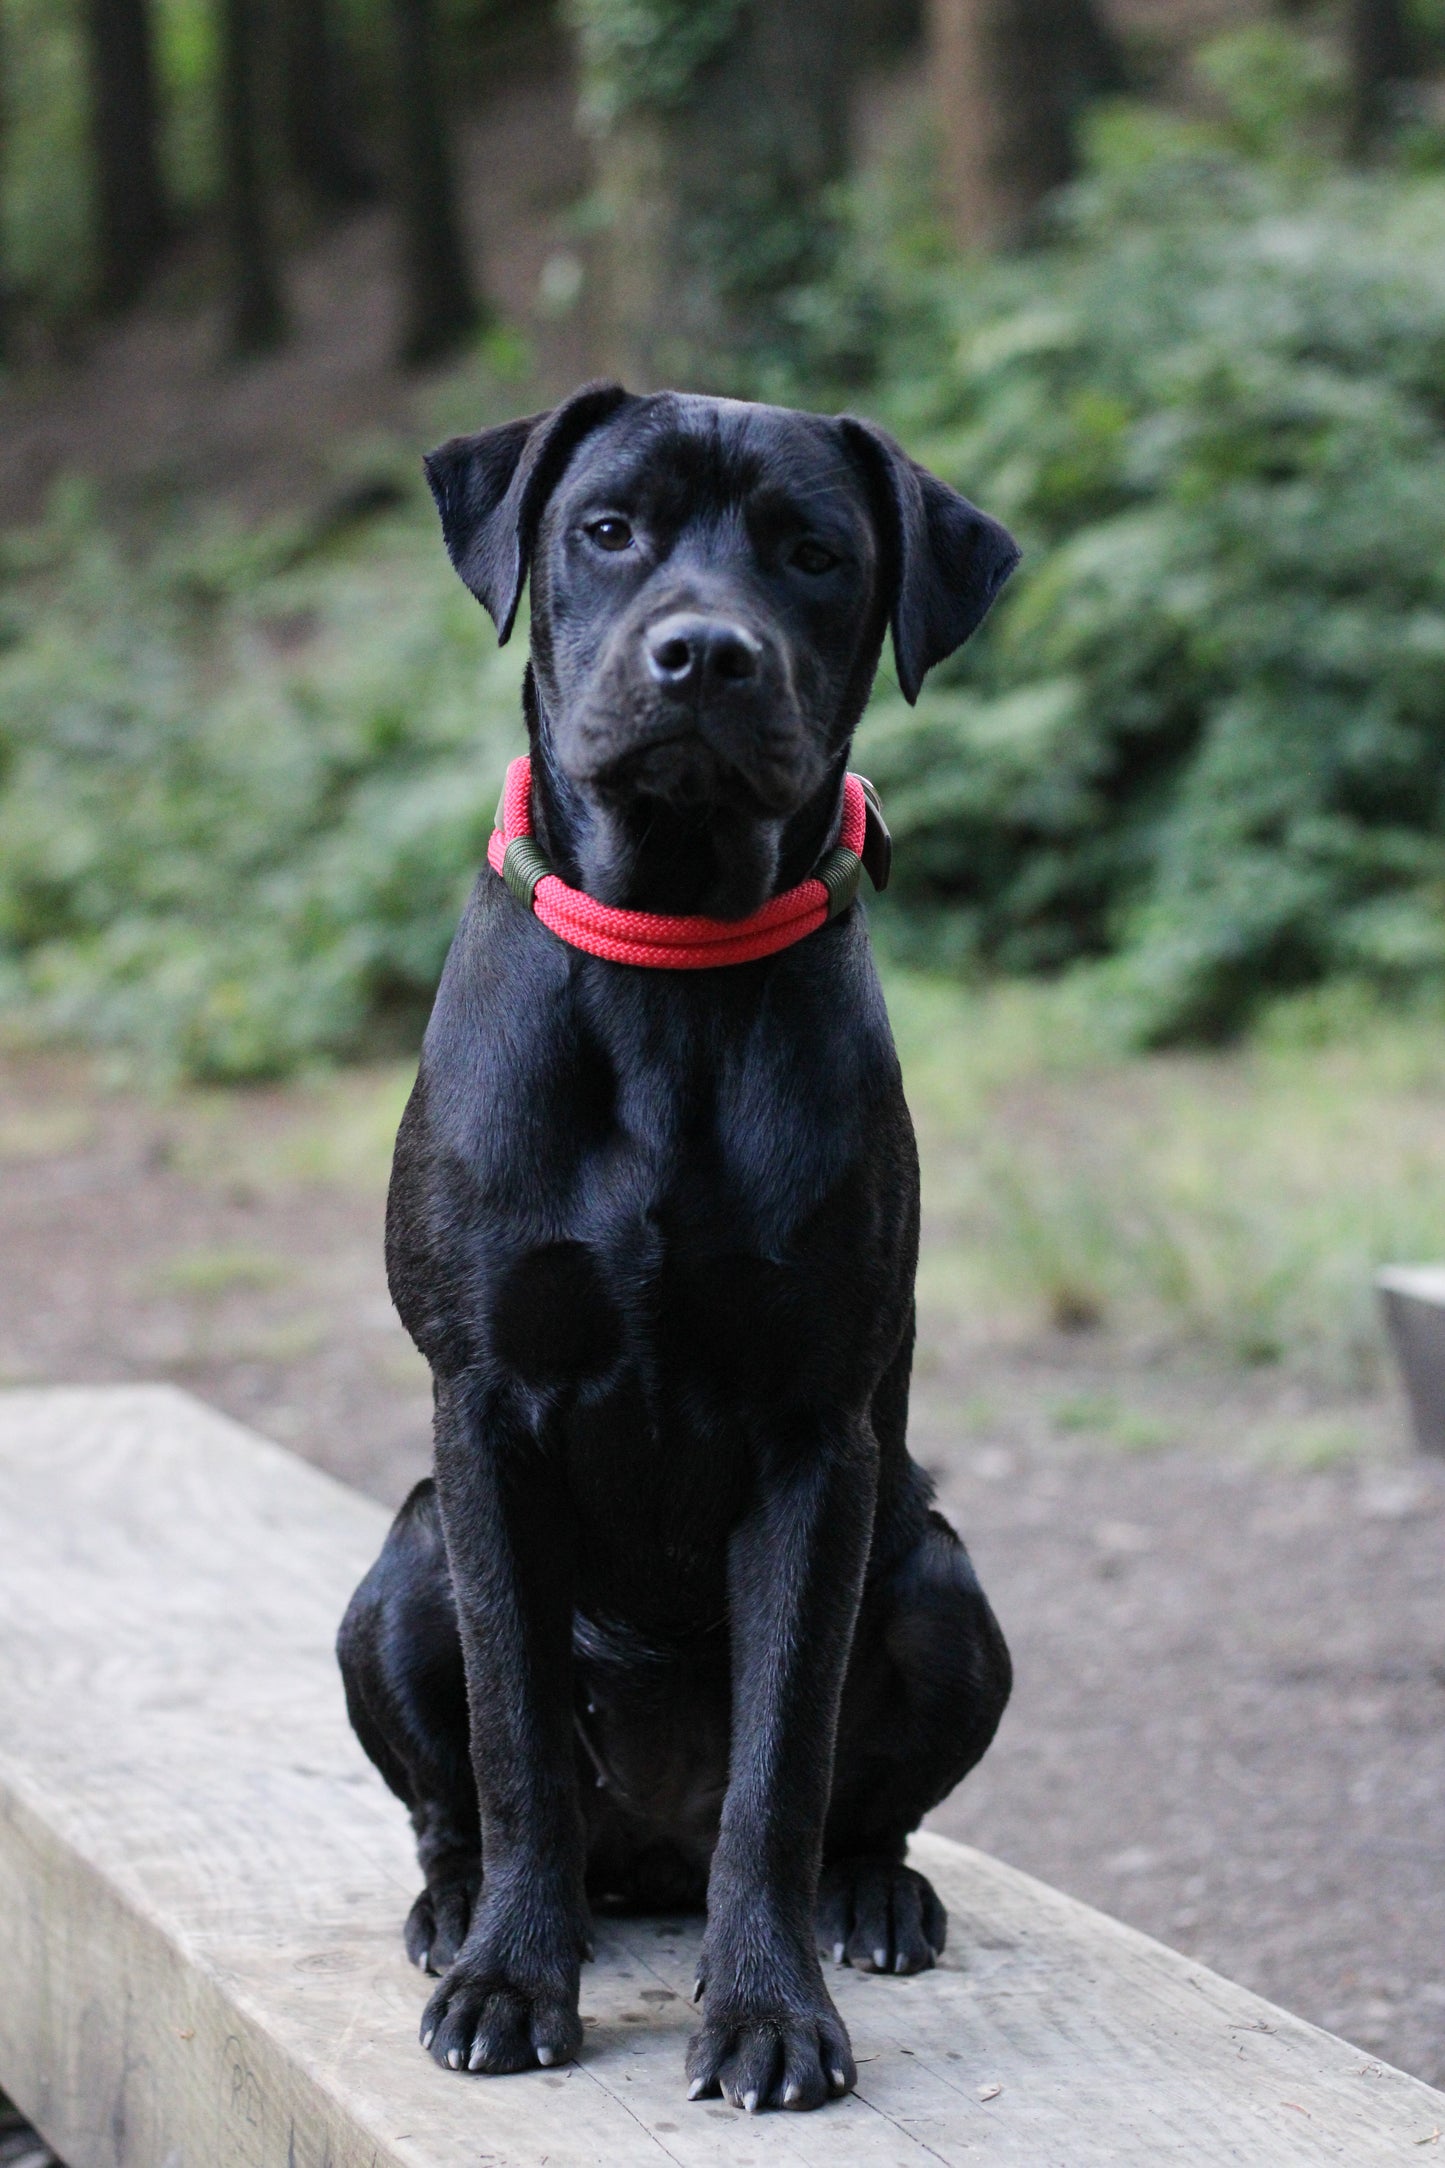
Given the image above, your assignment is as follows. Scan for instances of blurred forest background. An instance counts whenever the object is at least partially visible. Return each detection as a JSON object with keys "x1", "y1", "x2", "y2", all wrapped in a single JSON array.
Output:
[
  {"x1": 2, "y1": 0, "x2": 1445, "y2": 2115},
  {"x1": 5, "y1": 0, "x2": 1445, "y2": 1077}
]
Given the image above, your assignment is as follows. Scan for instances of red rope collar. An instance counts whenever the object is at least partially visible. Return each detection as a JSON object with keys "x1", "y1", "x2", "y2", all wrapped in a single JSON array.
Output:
[{"x1": 487, "y1": 757, "x2": 874, "y2": 970}]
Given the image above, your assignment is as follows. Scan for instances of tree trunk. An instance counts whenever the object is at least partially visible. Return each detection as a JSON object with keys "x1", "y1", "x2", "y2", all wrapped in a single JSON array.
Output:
[
  {"x1": 0, "y1": 5, "x2": 11, "y2": 359},
  {"x1": 389, "y1": 0, "x2": 481, "y2": 367},
  {"x1": 930, "y1": 0, "x2": 1126, "y2": 249},
  {"x1": 590, "y1": 0, "x2": 858, "y2": 389},
  {"x1": 282, "y1": 0, "x2": 376, "y2": 208},
  {"x1": 1346, "y1": 0, "x2": 1415, "y2": 157},
  {"x1": 219, "y1": 0, "x2": 286, "y2": 353},
  {"x1": 84, "y1": 0, "x2": 171, "y2": 310}
]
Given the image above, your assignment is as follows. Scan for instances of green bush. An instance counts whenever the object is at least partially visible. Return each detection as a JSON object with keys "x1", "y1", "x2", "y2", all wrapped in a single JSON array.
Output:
[
  {"x1": 826, "y1": 127, "x2": 1445, "y2": 1040},
  {"x1": 7, "y1": 114, "x2": 1445, "y2": 1073},
  {"x1": 565, "y1": 0, "x2": 744, "y2": 131},
  {"x1": 0, "y1": 489, "x2": 524, "y2": 1078}
]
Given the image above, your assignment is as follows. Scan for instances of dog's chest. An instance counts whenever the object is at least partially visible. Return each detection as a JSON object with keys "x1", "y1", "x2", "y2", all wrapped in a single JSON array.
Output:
[
  {"x1": 409, "y1": 997, "x2": 887, "y2": 1406},
  {"x1": 484, "y1": 1085, "x2": 854, "y2": 1398}
]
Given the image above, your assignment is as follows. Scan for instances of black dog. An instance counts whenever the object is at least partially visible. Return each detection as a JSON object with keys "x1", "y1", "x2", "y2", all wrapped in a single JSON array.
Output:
[{"x1": 338, "y1": 383, "x2": 1017, "y2": 2114}]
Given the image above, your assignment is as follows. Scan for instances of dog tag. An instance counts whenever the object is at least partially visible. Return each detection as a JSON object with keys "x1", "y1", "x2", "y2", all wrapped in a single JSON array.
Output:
[{"x1": 856, "y1": 775, "x2": 892, "y2": 893}]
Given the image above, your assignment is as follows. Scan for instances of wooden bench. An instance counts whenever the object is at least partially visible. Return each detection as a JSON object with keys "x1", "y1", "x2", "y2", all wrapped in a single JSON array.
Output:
[
  {"x1": 1377, "y1": 1266, "x2": 1445, "y2": 1456},
  {"x1": 1, "y1": 1386, "x2": 1441, "y2": 2166}
]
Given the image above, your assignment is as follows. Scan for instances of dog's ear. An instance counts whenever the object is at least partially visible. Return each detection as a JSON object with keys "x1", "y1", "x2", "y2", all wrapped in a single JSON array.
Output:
[
  {"x1": 840, "y1": 416, "x2": 1020, "y2": 704},
  {"x1": 424, "y1": 380, "x2": 632, "y2": 642}
]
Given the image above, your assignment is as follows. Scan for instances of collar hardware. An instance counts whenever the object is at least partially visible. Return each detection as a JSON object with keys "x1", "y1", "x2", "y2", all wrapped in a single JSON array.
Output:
[
  {"x1": 501, "y1": 835, "x2": 551, "y2": 911},
  {"x1": 816, "y1": 844, "x2": 864, "y2": 921},
  {"x1": 486, "y1": 757, "x2": 884, "y2": 970}
]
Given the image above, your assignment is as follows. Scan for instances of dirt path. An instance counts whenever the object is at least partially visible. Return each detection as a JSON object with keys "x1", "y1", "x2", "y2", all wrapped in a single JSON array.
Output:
[
  {"x1": 916, "y1": 1369, "x2": 1445, "y2": 2090},
  {"x1": 2, "y1": 1045, "x2": 1441, "y2": 2091}
]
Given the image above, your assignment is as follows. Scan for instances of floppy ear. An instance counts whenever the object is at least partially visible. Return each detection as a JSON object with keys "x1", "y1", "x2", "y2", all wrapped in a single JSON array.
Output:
[
  {"x1": 423, "y1": 380, "x2": 632, "y2": 642},
  {"x1": 840, "y1": 416, "x2": 1020, "y2": 704}
]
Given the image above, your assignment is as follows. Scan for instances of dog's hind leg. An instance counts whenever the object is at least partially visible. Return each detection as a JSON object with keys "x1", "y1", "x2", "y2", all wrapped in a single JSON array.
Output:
[
  {"x1": 820, "y1": 1508, "x2": 1011, "y2": 1976},
  {"x1": 337, "y1": 1478, "x2": 481, "y2": 1973}
]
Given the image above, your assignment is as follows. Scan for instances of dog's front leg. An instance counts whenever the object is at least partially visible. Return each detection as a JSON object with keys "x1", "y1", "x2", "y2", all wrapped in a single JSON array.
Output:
[
  {"x1": 689, "y1": 1421, "x2": 877, "y2": 2112},
  {"x1": 419, "y1": 1375, "x2": 588, "y2": 2075}
]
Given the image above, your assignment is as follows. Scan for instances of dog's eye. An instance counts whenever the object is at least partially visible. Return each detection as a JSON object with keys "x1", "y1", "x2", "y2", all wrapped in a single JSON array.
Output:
[
  {"x1": 791, "y1": 540, "x2": 840, "y2": 575},
  {"x1": 587, "y1": 516, "x2": 634, "y2": 552}
]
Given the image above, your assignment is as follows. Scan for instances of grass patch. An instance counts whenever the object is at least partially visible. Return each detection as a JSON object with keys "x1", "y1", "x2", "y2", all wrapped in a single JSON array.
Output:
[
  {"x1": 165, "y1": 1063, "x2": 416, "y2": 1197},
  {"x1": 150, "y1": 1248, "x2": 293, "y2": 1300},
  {"x1": 0, "y1": 1106, "x2": 95, "y2": 1159},
  {"x1": 1047, "y1": 1394, "x2": 1173, "y2": 1454},
  {"x1": 1244, "y1": 1414, "x2": 1373, "y2": 1470},
  {"x1": 891, "y1": 969, "x2": 1445, "y2": 1388}
]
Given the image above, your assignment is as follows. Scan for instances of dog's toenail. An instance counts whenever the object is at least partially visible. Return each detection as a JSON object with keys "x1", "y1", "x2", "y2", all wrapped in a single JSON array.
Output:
[
  {"x1": 783, "y1": 2082, "x2": 801, "y2": 2105},
  {"x1": 894, "y1": 1953, "x2": 907, "y2": 1972},
  {"x1": 872, "y1": 1948, "x2": 887, "y2": 1971},
  {"x1": 447, "y1": 2047, "x2": 462, "y2": 2068},
  {"x1": 537, "y1": 2046, "x2": 555, "y2": 2066},
  {"x1": 832, "y1": 1941, "x2": 845, "y2": 1964},
  {"x1": 421, "y1": 2028, "x2": 435, "y2": 2050},
  {"x1": 743, "y1": 2090, "x2": 759, "y2": 2114},
  {"x1": 688, "y1": 2078, "x2": 707, "y2": 2100},
  {"x1": 692, "y1": 1977, "x2": 704, "y2": 2002},
  {"x1": 829, "y1": 2067, "x2": 848, "y2": 2090},
  {"x1": 468, "y1": 2044, "x2": 485, "y2": 2071}
]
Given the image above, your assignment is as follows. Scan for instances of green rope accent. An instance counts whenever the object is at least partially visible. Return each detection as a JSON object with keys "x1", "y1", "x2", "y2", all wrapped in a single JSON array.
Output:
[
  {"x1": 502, "y1": 837, "x2": 552, "y2": 911},
  {"x1": 816, "y1": 846, "x2": 863, "y2": 921}
]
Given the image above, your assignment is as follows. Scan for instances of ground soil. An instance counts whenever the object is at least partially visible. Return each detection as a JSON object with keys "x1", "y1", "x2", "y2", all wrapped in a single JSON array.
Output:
[{"x1": 2, "y1": 1047, "x2": 1441, "y2": 2099}]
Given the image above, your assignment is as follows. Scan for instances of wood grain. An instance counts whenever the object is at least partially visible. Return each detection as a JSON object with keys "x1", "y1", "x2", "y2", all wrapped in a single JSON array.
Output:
[{"x1": 0, "y1": 1385, "x2": 1440, "y2": 2165}]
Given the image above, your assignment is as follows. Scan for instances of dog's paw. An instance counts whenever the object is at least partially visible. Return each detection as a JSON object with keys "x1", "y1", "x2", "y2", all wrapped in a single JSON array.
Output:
[
  {"x1": 419, "y1": 1896, "x2": 586, "y2": 2076},
  {"x1": 817, "y1": 1857, "x2": 946, "y2": 1975},
  {"x1": 685, "y1": 1999, "x2": 855, "y2": 2113},
  {"x1": 405, "y1": 1861, "x2": 481, "y2": 1974},
  {"x1": 420, "y1": 1951, "x2": 583, "y2": 2075}
]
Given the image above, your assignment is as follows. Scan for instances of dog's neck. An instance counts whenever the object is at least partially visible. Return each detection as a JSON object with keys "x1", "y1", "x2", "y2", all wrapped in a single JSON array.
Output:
[{"x1": 523, "y1": 676, "x2": 849, "y2": 921}]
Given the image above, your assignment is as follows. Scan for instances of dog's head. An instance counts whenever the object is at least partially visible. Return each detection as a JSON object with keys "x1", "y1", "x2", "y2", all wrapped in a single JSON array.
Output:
[{"x1": 426, "y1": 384, "x2": 1017, "y2": 911}]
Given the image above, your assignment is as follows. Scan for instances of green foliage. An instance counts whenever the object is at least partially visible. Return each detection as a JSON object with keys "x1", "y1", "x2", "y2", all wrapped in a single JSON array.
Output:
[
  {"x1": 799, "y1": 127, "x2": 1445, "y2": 1041},
  {"x1": 1194, "y1": 24, "x2": 1346, "y2": 161},
  {"x1": 0, "y1": 488, "x2": 524, "y2": 1079},
  {"x1": 565, "y1": 0, "x2": 744, "y2": 131},
  {"x1": 2, "y1": 0, "x2": 93, "y2": 316},
  {"x1": 7, "y1": 91, "x2": 1445, "y2": 1073},
  {"x1": 154, "y1": 0, "x2": 221, "y2": 218},
  {"x1": 1, "y1": 0, "x2": 222, "y2": 322}
]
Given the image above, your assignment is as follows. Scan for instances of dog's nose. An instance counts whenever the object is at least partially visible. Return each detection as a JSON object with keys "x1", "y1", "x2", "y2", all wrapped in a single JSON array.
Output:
[{"x1": 644, "y1": 613, "x2": 761, "y2": 690}]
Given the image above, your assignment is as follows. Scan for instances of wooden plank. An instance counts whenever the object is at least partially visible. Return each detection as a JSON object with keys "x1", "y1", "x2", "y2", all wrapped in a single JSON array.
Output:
[
  {"x1": 0, "y1": 1386, "x2": 1441, "y2": 2168},
  {"x1": 1377, "y1": 1266, "x2": 1445, "y2": 1455}
]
